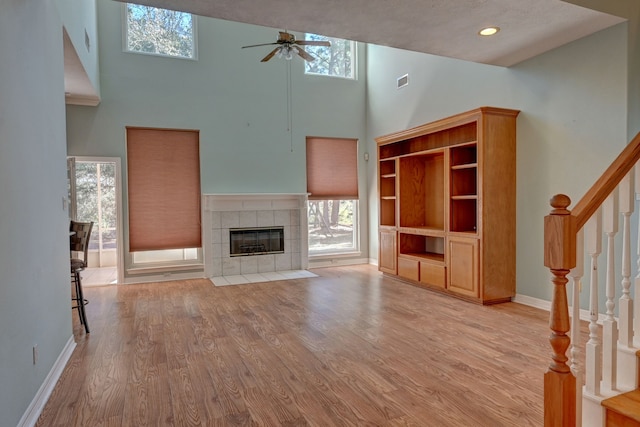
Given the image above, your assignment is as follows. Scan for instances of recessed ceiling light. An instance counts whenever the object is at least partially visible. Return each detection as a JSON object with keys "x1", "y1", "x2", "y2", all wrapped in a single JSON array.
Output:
[{"x1": 479, "y1": 27, "x2": 500, "y2": 36}]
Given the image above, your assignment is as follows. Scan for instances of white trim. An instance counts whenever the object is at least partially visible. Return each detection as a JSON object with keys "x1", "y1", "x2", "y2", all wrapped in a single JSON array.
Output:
[
  {"x1": 369, "y1": 258, "x2": 378, "y2": 266},
  {"x1": 65, "y1": 94, "x2": 100, "y2": 106},
  {"x1": 203, "y1": 194, "x2": 308, "y2": 277},
  {"x1": 17, "y1": 336, "x2": 76, "y2": 427},
  {"x1": 512, "y1": 294, "x2": 550, "y2": 311},
  {"x1": 303, "y1": 36, "x2": 357, "y2": 80},
  {"x1": 126, "y1": 263, "x2": 204, "y2": 275},
  {"x1": 308, "y1": 257, "x2": 369, "y2": 268},
  {"x1": 122, "y1": 270, "x2": 205, "y2": 284},
  {"x1": 121, "y1": 3, "x2": 198, "y2": 60},
  {"x1": 514, "y1": 293, "x2": 607, "y2": 324},
  {"x1": 70, "y1": 157, "x2": 125, "y2": 286}
]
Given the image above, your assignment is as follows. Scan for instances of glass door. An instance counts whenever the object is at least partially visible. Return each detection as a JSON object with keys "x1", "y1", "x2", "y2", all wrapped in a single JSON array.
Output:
[{"x1": 68, "y1": 157, "x2": 122, "y2": 285}]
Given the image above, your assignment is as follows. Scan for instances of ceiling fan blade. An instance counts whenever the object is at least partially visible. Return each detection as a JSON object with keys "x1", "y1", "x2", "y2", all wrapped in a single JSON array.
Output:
[
  {"x1": 261, "y1": 48, "x2": 280, "y2": 62},
  {"x1": 295, "y1": 47, "x2": 315, "y2": 62},
  {"x1": 242, "y1": 42, "x2": 278, "y2": 49},
  {"x1": 295, "y1": 40, "x2": 331, "y2": 47}
]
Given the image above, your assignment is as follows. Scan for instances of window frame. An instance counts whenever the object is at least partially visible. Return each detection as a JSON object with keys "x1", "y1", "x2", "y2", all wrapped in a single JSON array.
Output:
[
  {"x1": 307, "y1": 199, "x2": 360, "y2": 257},
  {"x1": 306, "y1": 136, "x2": 360, "y2": 257},
  {"x1": 121, "y1": 3, "x2": 198, "y2": 60},
  {"x1": 125, "y1": 127, "x2": 203, "y2": 273},
  {"x1": 303, "y1": 34, "x2": 357, "y2": 80}
]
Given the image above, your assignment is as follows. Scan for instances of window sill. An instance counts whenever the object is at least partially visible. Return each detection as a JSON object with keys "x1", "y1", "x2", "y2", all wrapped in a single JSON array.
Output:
[
  {"x1": 127, "y1": 263, "x2": 204, "y2": 275},
  {"x1": 308, "y1": 251, "x2": 362, "y2": 260}
]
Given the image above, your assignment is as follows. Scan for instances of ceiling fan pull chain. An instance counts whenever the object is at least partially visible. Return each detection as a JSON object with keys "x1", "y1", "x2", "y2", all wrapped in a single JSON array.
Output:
[{"x1": 286, "y1": 60, "x2": 294, "y2": 152}]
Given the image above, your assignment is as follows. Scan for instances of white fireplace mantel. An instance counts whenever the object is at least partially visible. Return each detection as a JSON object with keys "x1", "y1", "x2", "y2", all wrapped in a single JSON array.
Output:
[{"x1": 202, "y1": 194, "x2": 308, "y2": 277}]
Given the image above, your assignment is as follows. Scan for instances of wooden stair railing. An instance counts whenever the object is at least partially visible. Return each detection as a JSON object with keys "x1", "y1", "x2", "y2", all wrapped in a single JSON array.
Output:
[{"x1": 544, "y1": 132, "x2": 640, "y2": 427}]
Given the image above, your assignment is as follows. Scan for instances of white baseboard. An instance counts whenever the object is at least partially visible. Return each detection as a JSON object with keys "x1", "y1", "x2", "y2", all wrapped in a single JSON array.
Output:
[
  {"x1": 17, "y1": 335, "x2": 76, "y2": 427},
  {"x1": 513, "y1": 293, "x2": 606, "y2": 324},
  {"x1": 512, "y1": 294, "x2": 551, "y2": 311}
]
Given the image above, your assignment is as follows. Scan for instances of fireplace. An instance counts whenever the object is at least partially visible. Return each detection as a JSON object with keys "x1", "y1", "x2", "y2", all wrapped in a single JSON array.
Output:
[
  {"x1": 230, "y1": 227, "x2": 284, "y2": 256},
  {"x1": 203, "y1": 194, "x2": 308, "y2": 277}
]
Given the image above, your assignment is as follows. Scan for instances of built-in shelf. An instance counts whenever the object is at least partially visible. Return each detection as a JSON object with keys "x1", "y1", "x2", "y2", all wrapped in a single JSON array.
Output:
[
  {"x1": 397, "y1": 226, "x2": 445, "y2": 236},
  {"x1": 376, "y1": 106, "x2": 519, "y2": 304},
  {"x1": 451, "y1": 163, "x2": 478, "y2": 170},
  {"x1": 399, "y1": 252, "x2": 445, "y2": 264}
]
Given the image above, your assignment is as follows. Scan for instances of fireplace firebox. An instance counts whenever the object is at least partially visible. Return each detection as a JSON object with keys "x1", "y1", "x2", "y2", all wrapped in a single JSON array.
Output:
[{"x1": 229, "y1": 227, "x2": 285, "y2": 256}]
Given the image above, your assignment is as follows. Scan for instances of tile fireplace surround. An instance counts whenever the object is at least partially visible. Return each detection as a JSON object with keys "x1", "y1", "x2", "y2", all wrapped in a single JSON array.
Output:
[{"x1": 203, "y1": 194, "x2": 308, "y2": 278}]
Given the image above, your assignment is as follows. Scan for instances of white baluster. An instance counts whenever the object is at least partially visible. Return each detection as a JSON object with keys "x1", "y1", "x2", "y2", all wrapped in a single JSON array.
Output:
[
  {"x1": 619, "y1": 170, "x2": 634, "y2": 348},
  {"x1": 570, "y1": 228, "x2": 584, "y2": 427},
  {"x1": 602, "y1": 192, "x2": 618, "y2": 391},
  {"x1": 585, "y1": 209, "x2": 602, "y2": 396},
  {"x1": 635, "y1": 164, "x2": 640, "y2": 347}
]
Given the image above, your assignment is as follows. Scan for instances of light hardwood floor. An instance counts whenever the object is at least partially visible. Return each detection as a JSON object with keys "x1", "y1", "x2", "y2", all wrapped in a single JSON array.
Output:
[{"x1": 38, "y1": 265, "x2": 571, "y2": 426}]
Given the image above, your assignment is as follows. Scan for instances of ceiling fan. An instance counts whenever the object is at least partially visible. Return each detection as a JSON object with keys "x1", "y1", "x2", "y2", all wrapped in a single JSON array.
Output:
[{"x1": 242, "y1": 31, "x2": 331, "y2": 62}]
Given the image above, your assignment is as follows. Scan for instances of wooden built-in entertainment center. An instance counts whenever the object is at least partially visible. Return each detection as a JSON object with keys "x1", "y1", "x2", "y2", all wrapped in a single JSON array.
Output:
[{"x1": 376, "y1": 107, "x2": 519, "y2": 304}]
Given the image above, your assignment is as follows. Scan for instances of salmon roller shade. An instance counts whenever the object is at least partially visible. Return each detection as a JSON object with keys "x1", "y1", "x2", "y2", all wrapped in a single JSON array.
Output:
[
  {"x1": 126, "y1": 127, "x2": 201, "y2": 252},
  {"x1": 306, "y1": 137, "x2": 358, "y2": 200}
]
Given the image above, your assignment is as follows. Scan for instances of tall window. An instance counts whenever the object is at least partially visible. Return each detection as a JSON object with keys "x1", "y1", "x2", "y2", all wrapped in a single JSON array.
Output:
[
  {"x1": 126, "y1": 127, "x2": 202, "y2": 268},
  {"x1": 124, "y1": 3, "x2": 196, "y2": 59},
  {"x1": 306, "y1": 137, "x2": 359, "y2": 255},
  {"x1": 304, "y1": 34, "x2": 356, "y2": 79}
]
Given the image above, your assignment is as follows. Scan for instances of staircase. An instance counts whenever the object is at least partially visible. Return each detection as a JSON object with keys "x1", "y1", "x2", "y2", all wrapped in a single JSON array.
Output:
[
  {"x1": 543, "y1": 132, "x2": 640, "y2": 427},
  {"x1": 603, "y1": 391, "x2": 640, "y2": 426},
  {"x1": 602, "y1": 351, "x2": 640, "y2": 426}
]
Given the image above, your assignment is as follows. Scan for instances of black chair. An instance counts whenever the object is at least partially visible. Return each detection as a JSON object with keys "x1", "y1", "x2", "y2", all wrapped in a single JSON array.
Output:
[{"x1": 70, "y1": 220, "x2": 93, "y2": 333}]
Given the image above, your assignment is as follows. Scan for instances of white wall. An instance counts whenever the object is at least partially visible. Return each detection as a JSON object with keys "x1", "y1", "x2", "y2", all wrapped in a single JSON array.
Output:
[
  {"x1": 366, "y1": 23, "x2": 628, "y2": 300},
  {"x1": 0, "y1": 1, "x2": 72, "y2": 425}
]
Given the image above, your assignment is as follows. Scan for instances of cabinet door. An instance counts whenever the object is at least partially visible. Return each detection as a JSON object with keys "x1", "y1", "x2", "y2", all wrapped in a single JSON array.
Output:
[
  {"x1": 379, "y1": 229, "x2": 397, "y2": 274},
  {"x1": 447, "y1": 237, "x2": 478, "y2": 298}
]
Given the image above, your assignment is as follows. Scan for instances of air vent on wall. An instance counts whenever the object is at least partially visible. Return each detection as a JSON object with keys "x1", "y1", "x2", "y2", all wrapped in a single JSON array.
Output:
[{"x1": 397, "y1": 73, "x2": 409, "y2": 89}]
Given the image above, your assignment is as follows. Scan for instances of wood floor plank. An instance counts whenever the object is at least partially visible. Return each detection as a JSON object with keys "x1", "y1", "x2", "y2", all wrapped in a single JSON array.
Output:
[{"x1": 37, "y1": 265, "x2": 573, "y2": 426}]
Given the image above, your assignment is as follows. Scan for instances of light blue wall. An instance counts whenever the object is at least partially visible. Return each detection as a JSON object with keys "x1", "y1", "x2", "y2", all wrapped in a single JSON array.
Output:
[
  {"x1": 1, "y1": 0, "x2": 637, "y2": 423},
  {"x1": 366, "y1": 23, "x2": 628, "y2": 301},
  {"x1": 0, "y1": 1, "x2": 72, "y2": 425},
  {"x1": 67, "y1": 0, "x2": 369, "y2": 267},
  {"x1": 67, "y1": 1, "x2": 631, "y2": 299},
  {"x1": 563, "y1": 0, "x2": 640, "y2": 139},
  {"x1": 56, "y1": 0, "x2": 100, "y2": 97}
]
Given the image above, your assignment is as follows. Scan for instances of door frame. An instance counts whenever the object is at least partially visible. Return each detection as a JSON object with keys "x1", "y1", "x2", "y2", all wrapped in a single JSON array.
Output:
[{"x1": 69, "y1": 156, "x2": 125, "y2": 285}]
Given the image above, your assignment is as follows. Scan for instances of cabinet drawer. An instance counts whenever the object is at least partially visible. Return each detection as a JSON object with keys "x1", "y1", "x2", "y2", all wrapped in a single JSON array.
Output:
[
  {"x1": 398, "y1": 257, "x2": 419, "y2": 281},
  {"x1": 420, "y1": 262, "x2": 445, "y2": 288}
]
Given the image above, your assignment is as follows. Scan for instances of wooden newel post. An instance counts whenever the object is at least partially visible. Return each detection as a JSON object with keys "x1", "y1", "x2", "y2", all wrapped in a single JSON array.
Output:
[{"x1": 543, "y1": 194, "x2": 577, "y2": 427}]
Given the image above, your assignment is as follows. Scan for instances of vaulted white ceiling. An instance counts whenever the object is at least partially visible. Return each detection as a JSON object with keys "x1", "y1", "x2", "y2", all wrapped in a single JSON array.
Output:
[{"x1": 65, "y1": 0, "x2": 626, "y2": 101}]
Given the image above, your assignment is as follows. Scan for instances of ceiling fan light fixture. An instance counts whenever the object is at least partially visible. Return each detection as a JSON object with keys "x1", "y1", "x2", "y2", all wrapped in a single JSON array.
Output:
[
  {"x1": 479, "y1": 26, "x2": 500, "y2": 36},
  {"x1": 243, "y1": 31, "x2": 329, "y2": 62},
  {"x1": 285, "y1": 46, "x2": 294, "y2": 60}
]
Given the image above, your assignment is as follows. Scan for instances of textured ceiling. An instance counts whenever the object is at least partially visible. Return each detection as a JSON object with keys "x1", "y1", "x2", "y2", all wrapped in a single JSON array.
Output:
[
  {"x1": 118, "y1": 0, "x2": 624, "y2": 66},
  {"x1": 65, "y1": 0, "x2": 625, "y2": 102}
]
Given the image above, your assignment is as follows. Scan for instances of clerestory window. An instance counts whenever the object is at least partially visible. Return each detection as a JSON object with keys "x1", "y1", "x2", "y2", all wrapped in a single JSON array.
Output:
[
  {"x1": 304, "y1": 34, "x2": 356, "y2": 79},
  {"x1": 123, "y1": 3, "x2": 197, "y2": 59}
]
